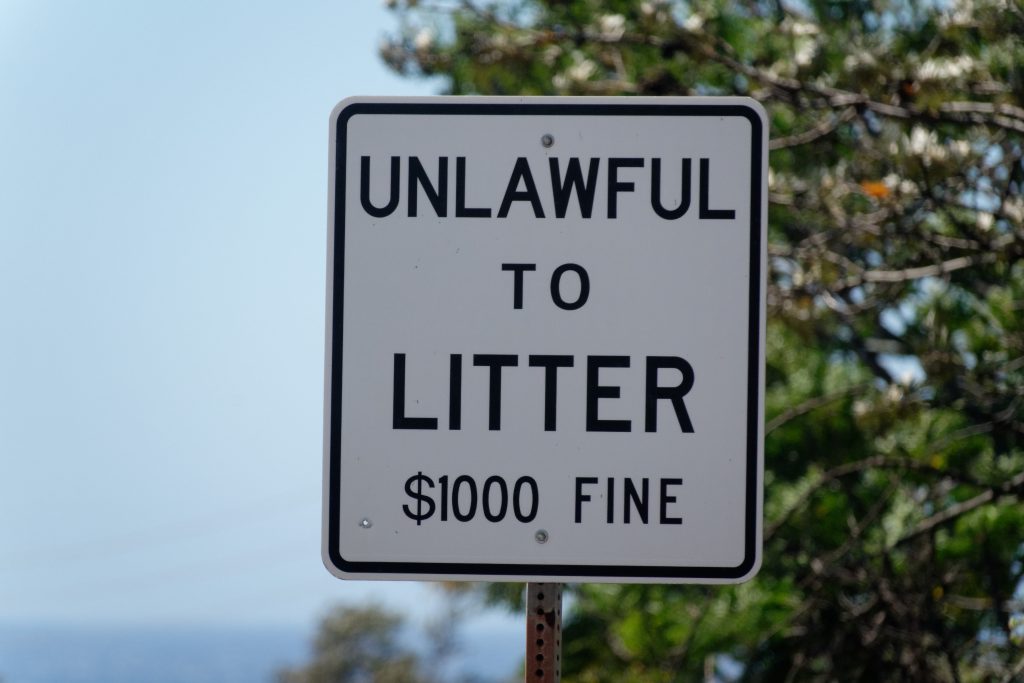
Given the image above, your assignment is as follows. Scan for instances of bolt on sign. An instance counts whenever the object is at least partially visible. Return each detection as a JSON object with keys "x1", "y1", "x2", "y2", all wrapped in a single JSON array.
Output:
[{"x1": 323, "y1": 97, "x2": 767, "y2": 583}]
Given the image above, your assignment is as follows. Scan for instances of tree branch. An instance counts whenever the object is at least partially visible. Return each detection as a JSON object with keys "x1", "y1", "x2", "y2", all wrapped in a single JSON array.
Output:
[
  {"x1": 766, "y1": 382, "x2": 871, "y2": 434},
  {"x1": 895, "y1": 469, "x2": 1024, "y2": 547},
  {"x1": 769, "y1": 108, "x2": 857, "y2": 150}
]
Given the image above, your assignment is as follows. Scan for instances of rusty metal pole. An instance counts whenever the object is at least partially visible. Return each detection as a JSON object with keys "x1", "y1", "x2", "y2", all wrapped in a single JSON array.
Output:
[{"x1": 525, "y1": 582, "x2": 562, "y2": 682}]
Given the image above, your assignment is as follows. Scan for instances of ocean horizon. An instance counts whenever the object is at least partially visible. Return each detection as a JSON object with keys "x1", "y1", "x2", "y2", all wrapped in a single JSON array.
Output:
[{"x1": 0, "y1": 620, "x2": 520, "y2": 683}]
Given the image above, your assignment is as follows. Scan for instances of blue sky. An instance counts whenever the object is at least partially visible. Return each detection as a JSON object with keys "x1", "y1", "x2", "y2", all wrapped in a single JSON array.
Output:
[{"x1": 0, "y1": 0, "x2": 498, "y2": 628}]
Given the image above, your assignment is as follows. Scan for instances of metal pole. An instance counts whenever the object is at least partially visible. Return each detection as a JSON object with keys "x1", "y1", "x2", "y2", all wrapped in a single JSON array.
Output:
[{"x1": 525, "y1": 582, "x2": 562, "y2": 682}]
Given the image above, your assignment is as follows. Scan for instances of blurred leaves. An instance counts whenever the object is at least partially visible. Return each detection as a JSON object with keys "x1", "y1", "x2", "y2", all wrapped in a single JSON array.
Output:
[
  {"x1": 277, "y1": 605, "x2": 431, "y2": 683},
  {"x1": 277, "y1": 602, "x2": 509, "y2": 683}
]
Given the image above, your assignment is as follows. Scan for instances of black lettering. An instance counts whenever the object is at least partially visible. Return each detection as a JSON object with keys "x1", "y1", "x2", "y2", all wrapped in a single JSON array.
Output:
[
  {"x1": 473, "y1": 354, "x2": 519, "y2": 430},
  {"x1": 482, "y1": 476, "x2": 508, "y2": 522},
  {"x1": 625, "y1": 478, "x2": 649, "y2": 524},
  {"x1": 360, "y1": 156, "x2": 400, "y2": 217},
  {"x1": 660, "y1": 478, "x2": 683, "y2": 524},
  {"x1": 575, "y1": 477, "x2": 597, "y2": 523},
  {"x1": 455, "y1": 157, "x2": 492, "y2": 217},
  {"x1": 549, "y1": 157, "x2": 599, "y2": 218},
  {"x1": 645, "y1": 356, "x2": 695, "y2": 432},
  {"x1": 513, "y1": 477, "x2": 539, "y2": 522},
  {"x1": 651, "y1": 158, "x2": 692, "y2": 220},
  {"x1": 392, "y1": 353, "x2": 438, "y2": 430},
  {"x1": 606, "y1": 477, "x2": 615, "y2": 523},
  {"x1": 699, "y1": 158, "x2": 736, "y2": 220},
  {"x1": 586, "y1": 356, "x2": 631, "y2": 432},
  {"x1": 501, "y1": 263, "x2": 536, "y2": 309},
  {"x1": 407, "y1": 156, "x2": 447, "y2": 217},
  {"x1": 528, "y1": 355, "x2": 574, "y2": 431},
  {"x1": 449, "y1": 354, "x2": 462, "y2": 430},
  {"x1": 607, "y1": 158, "x2": 644, "y2": 218},
  {"x1": 498, "y1": 157, "x2": 545, "y2": 218},
  {"x1": 550, "y1": 263, "x2": 590, "y2": 310},
  {"x1": 452, "y1": 475, "x2": 477, "y2": 522}
]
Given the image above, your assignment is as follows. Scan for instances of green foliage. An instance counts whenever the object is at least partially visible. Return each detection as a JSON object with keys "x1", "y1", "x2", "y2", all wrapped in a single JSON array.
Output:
[
  {"x1": 277, "y1": 605, "x2": 431, "y2": 683},
  {"x1": 382, "y1": 0, "x2": 1024, "y2": 680}
]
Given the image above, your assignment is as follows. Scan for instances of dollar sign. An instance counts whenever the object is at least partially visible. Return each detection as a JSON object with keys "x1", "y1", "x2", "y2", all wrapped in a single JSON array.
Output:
[{"x1": 403, "y1": 471, "x2": 435, "y2": 525}]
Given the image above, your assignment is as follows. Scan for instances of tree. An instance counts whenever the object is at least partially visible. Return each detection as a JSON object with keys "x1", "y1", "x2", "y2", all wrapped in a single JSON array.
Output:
[
  {"x1": 381, "y1": 0, "x2": 1024, "y2": 680},
  {"x1": 279, "y1": 602, "x2": 500, "y2": 683},
  {"x1": 277, "y1": 605, "x2": 432, "y2": 683}
]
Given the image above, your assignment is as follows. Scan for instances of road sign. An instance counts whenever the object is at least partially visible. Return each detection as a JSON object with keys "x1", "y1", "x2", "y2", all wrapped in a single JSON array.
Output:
[{"x1": 323, "y1": 97, "x2": 766, "y2": 582}]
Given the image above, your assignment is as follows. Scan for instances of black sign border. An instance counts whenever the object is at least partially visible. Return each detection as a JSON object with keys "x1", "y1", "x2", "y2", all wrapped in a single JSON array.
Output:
[{"x1": 326, "y1": 100, "x2": 764, "y2": 581}]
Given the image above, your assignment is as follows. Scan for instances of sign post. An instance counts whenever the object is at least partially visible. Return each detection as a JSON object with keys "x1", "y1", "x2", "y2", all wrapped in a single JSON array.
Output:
[
  {"x1": 323, "y1": 96, "x2": 767, "y2": 585},
  {"x1": 526, "y1": 582, "x2": 562, "y2": 681}
]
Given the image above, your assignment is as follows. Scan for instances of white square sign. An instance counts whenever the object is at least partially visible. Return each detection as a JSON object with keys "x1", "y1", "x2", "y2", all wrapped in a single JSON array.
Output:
[{"x1": 323, "y1": 97, "x2": 766, "y2": 582}]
